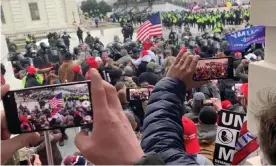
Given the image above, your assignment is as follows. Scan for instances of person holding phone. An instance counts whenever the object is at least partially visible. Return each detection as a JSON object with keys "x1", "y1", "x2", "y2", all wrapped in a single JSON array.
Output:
[
  {"x1": 2, "y1": 50, "x2": 203, "y2": 165},
  {"x1": 1, "y1": 84, "x2": 40, "y2": 165}
]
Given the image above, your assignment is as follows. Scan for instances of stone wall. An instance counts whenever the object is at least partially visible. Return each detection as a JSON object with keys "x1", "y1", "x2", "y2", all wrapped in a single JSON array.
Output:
[{"x1": 1, "y1": 0, "x2": 80, "y2": 36}]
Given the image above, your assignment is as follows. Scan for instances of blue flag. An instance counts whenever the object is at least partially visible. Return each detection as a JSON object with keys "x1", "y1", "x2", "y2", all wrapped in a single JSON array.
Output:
[{"x1": 225, "y1": 26, "x2": 265, "y2": 51}]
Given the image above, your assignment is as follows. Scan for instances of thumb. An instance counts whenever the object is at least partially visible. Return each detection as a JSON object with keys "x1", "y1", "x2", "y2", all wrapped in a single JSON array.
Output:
[
  {"x1": 1, "y1": 132, "x2": 40, "y2": 164},
  {"x1": 74, "y1": 130, "x2": 89, "y2": 152},
  {"x1": 1, "y1": 84, "x2": 10, "y2": 98}
]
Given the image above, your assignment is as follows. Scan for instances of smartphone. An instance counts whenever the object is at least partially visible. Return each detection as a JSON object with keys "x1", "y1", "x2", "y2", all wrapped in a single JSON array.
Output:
[
  {"x1": 203, "y1": 99, "x2": 213, "y2": 106},
  {"x1": 2, "y1": 81, "x2": 92, "y2": 134},
  {"x1": 127, "y1": 88, "x2": 150, "y2": 101},
  {"x1": 193, "y1": 57, "x2": 234, "y2": 81}
]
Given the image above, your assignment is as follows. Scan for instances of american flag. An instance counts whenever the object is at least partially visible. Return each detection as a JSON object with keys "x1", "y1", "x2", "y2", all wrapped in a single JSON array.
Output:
[
  {"x1": 232, "y1": 121, "x2": 259, "y2": 165},
  {"x1": 49, "y1": 92, "x2": 64, "y2": 108},
  {"x1": 137, "y1": 12, "x2": 162, "y2": 42}
]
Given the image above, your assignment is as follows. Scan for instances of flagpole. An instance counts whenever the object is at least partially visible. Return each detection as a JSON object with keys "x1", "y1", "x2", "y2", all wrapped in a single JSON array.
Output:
[{"x1": 159, "y1": 11, "x2": 163, "y2": 38}]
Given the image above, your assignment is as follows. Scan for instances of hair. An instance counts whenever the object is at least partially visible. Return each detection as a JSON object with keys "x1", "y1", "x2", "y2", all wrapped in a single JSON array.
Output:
[
  {"x1": 258, "y1": 104, "x2": 276, "y2": 164},
  {"x1": 115, "y1": 82, "x2": 125, "y2": 92},
  {"x1": 164, "y1": 49, "x2": 172, "y2": 59},
  {"x1": 156, "y1": 47, "x2": 163, "y2": 54},
  {"x1": 118, "y1": 89, "x2": 127, "y2": 105},
  {"x1": 254, "y1": 86, "x2": 276, "y2": 164},
  {"x1": 163, "y1": 56, "x2": 175, "y2": 75},
  {"x1": 124, "y1": 111, "x2": 136, "y2": 130}
]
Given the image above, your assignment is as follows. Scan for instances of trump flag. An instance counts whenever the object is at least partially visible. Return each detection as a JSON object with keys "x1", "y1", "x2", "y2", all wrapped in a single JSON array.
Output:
[{"x1": 225, "y1": 25, "x2": 265, "y2": 51}]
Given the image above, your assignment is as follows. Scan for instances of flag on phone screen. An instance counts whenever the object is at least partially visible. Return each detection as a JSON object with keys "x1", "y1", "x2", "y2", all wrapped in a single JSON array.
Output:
[{"x1": 49, "y1": 92, "x2": 64, "y2": 108}]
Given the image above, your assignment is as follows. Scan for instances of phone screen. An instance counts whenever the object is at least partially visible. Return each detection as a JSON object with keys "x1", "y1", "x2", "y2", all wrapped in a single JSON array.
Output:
[
  {"x1": 193, "y1": 57, "x2": 233, "y2": 81},
  {"x1": 128, "y1": 88, "x2": 150, "y2": 101},
  {"x1": 3, "y1": 82, "x2": 92, "y2": 134}
]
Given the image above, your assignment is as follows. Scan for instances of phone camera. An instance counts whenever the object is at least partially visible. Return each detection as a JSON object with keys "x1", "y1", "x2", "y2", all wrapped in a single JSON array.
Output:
[{"x1": 7, "y1": 95, "x2": 10, "y2": 98}]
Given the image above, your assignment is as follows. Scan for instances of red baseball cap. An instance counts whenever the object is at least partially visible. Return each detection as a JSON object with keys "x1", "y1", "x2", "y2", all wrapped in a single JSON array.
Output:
[
  {"x1": 180, "y1": 46, "x2": 187, "y2": 52},
  {"x1": 27, "y1": 66, "x2": 36, "y2": 75},
  {"x1": 235, "y1": 52, "x2": 242, "y2": 57},
  {"x1": 72, "y1": 65, "x2": 81, "y2": 73},
  {"x1": 221, "y1": 100, "x2": 233, "y2": 110},
  {"x1": 182, "y1": 116, "x2": 200, "y2": 154},
  {"x1": 240, "y1": 83, "x2": 248, "y2": 99},
  {"x1": 86, "y1": 57, "x2": 99, "y2": 69}
]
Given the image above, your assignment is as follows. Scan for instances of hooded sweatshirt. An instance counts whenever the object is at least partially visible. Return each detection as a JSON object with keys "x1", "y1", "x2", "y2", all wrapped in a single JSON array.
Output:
[{"x1": 196, "y1": 124, "x2": 217, "y2": 161}]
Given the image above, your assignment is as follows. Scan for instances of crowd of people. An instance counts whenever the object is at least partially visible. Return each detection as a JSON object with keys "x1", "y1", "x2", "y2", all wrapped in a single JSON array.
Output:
[
  {"x1": 1, "y1": 5, "x2": 276, "y2": 166},
  {"x1": 193, "y1": 59, "x2": 228, "y2": 80},
  {"x1": 15, "y1": 84, "x2": 92, "y2": 133},
  {"x1": 129, "y1": 88, "x2": 150, "y2": 101}
]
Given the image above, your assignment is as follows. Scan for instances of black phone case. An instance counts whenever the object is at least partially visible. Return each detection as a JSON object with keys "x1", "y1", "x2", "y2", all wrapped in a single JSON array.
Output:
[{"x1": 193, "y1": 57, "x2": 234, "y2": 81}]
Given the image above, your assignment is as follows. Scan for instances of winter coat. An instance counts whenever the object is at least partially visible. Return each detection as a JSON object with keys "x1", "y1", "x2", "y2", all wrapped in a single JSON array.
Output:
[
  {"x1": 236, "y1": 63, "x2": 248, "y2": 82},
  {"x1": 196, "y1": 124, "x2": 217, "y2": 161},
  {"x1": 141, "y1": 78, "x2": 198, "y2": 165},
  {"x1": 58, "y1": 60, "x2": 75, "y2": 83}
]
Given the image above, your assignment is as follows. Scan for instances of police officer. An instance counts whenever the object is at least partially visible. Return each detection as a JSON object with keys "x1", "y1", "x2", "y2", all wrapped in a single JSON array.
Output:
[
  {"x1": 25, "y1": 34, "x2": 35, "y2": 45},
  {"x1": 85, "y1": 32, "x2": 95, "y2": 50},
  {"x1": 6, "y1": 38, "x2": 18, "y2": 53},
  {"x1": 213, "y1": 21, "x2": 223, "y2": 33},
  {"x1": 122, "y1": 23, "x2": 133, "y2": 42},
  {"x1": 61, "y1": 31, "x2": 71, "y2": 50}
]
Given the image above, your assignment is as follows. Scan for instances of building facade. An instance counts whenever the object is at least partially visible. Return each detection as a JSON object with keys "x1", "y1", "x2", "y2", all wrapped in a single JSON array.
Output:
[{"x1": 1, "y1": 0, "x2": 80, "y2": 35}]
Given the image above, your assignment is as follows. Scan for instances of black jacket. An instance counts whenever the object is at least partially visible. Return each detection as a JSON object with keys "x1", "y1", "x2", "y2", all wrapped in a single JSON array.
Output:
[
  {"x1": 139, "y1": 72, "x2": 161, "y2": 86},
  {"x1": 141, "y1": 78, "x2": 198, "y2": 165}
]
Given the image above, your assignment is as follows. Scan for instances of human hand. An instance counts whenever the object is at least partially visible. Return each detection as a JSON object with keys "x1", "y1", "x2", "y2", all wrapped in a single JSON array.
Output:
[
  {"x1": 32, "y1": 154, "x2": 41, "y2": 166},
  {"x1": 211, "y1": 98, "x2": 222, "y2": 112},
  {"x1": 1, "y1": 84, "x2": 40, "y2": 164},
  {"x1": 75, "y1": 69, "x2": 144, "y2": 165},
  {"x1": 166, "y1": 50, "x2": 206, "y2": 90},
  {"x1": 27, "y1": 154, "x2": 41, "y2": 166}
]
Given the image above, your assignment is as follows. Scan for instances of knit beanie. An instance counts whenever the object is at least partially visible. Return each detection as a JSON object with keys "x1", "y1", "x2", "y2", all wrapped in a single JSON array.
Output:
[
  {"x1": 124, "y1": 66, "x2": 133, "y2": 76},
  {"x1": 199, "y1": 106, "x2": 217, "y2": 125},
  {"x1": 146, "y1": 62, "x2": 158, "y2": 71}
]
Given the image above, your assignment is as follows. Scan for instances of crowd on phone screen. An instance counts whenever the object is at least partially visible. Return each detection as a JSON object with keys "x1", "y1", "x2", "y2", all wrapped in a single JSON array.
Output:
[
  {"x1": 18, "y1": 97, "x2": 92, "y2": 132},
  {"x1": 194, "y1": 61, "x2": 228, "y2": 80},
  {"x1": 2, "y1": 25, "x2": 276, "y2": 165}
]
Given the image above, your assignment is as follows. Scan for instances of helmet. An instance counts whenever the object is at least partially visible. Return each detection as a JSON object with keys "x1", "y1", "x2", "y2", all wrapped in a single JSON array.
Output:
[
  {"x1": 39, "y1": 42, "x2": 47, "y2": 49},
  {"x1": 114, "y1": 35, "x2": 120, "y2": 42},
  {"x1": 212, "y1": 41, "x2": 220, "y2": 53},
  {"x1": 98, "y1": 45, "x2": 105, "y2": 53},
  {"x1": 73, "y1": 47, "x2": 81, "y2": 55},
  {"x1": 129, "y1": 41, "x2": 136, "y2": 48},
  {"x1": 220, "y1": 40, "x2": 230, "y2": 52}
]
